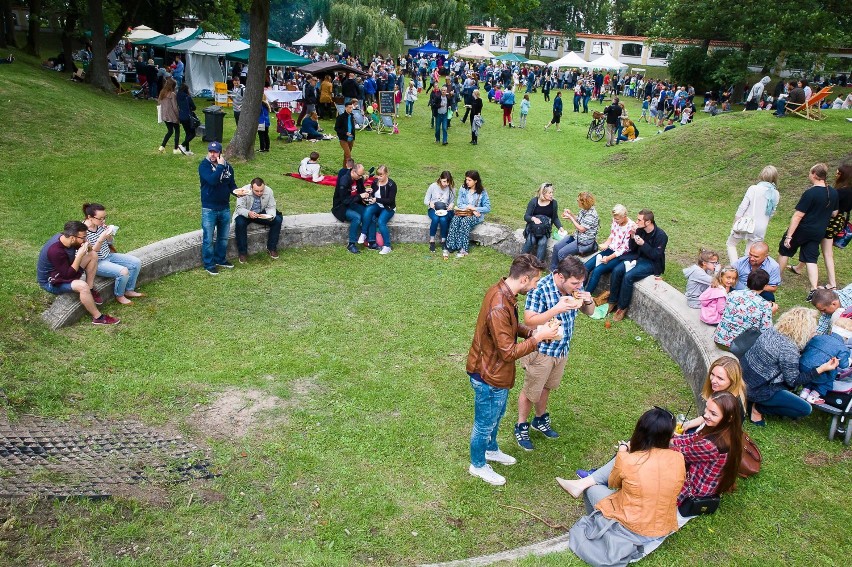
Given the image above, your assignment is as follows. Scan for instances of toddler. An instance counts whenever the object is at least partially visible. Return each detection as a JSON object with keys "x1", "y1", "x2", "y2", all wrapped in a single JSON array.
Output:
[
  {"x1": 519, "y1": 94, "x2": 530, "y2": 128},
  {"x1": 699, "y1": 266, "x2": 738, "y2": 325},
  {"x1": 639, "y1": 96, "x2": 650, "y2": 122},
  {"x1": 799, "y1": 316, "x2": 852, "y2": 404}
]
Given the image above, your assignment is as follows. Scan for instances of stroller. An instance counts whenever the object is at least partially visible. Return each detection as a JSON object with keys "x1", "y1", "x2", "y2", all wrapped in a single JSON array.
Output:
[
  {"x1": 814, "y1": 378, "x2": 852, "y2": 445},
  {"x1": 133, "y1": 77, "x2": 149, "y2": 99},
  {"x1": 276, "y1": 107, "x2": 300, "y2": 142}
]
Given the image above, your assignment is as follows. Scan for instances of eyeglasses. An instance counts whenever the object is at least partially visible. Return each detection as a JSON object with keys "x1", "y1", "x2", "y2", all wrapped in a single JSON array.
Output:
[
  {"x1": 94, "y1": 215, "x2": 107, "y2": 221},
  {"x1": 653, "y1": 405, "x2": 675, "y2": 422}
]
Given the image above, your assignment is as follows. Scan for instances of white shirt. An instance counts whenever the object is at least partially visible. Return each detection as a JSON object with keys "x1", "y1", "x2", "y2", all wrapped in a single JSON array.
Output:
[{"x1": 299, "y1": 157, "x2": 323, "y2": 182}]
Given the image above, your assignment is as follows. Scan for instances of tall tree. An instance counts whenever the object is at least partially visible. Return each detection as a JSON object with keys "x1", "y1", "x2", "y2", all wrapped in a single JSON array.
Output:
[
  {"x1": 0, "y1": 0, "x2": 17, "y2": 48},
  {"x1": 24, "y1": 0, "x2": 42, "y2": 55},
  {"x1": 226, "y1": 0, "x2": 268, "y2": 161}
]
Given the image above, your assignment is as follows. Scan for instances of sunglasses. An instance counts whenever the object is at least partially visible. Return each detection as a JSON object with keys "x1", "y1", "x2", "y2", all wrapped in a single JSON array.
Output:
[{"x1": 653, "y1": 405, "x2": 675, "y2": 423}]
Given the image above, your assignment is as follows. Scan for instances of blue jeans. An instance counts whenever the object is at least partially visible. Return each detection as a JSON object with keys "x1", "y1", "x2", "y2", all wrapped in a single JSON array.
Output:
[
  {"x1": 434, "y1": 112, "x2": 448, "y2": 143},
  {"x1": 96, "y1": 252, "x2": 142, "y2": 297},
  {"x1": 469, "y1": 375, "x2": 509, "y2": 468},
  {"x1": 584, "y1": 248, "x2": 618, "y2": 294},
  {"x1": 755, "y1": 390, "x2": 812, "y2": 419},
  {"x1": 521, "y1": 233, "x2": 549, "y2": 261},
  {"x1": 551, "y1": 236, "x2": 579, "y2": 272},
  {"x1": 362, "y1": 204, "x2": 395, "y2": 246},
  {"x1": 405, "y1": 100, "x2": 414, "y2": 115},
  {"x1": 775, "y1": 98, "x2": 787, "y2": 116},
  {"x1": 427, "y1": 209, "x2": 453, "y2": 239},
  {"x1": 201, "y1": 207, "x2": 231, "y2": 269},
  {"x1": 573, "y1": 94, "x2": 580, "y2": 112},
  {"x1": 583, "y1": 96, "x2": 590, "y2": 111},
  {"x1": 344, "y1": 204, "x2": 367, "y2": 244},
  {"x1": 609, "y1": 258, "x2": 655, "y2": 309},
  {"x1": 234, "y1": 213, "x2": 283, "y2": 254}
]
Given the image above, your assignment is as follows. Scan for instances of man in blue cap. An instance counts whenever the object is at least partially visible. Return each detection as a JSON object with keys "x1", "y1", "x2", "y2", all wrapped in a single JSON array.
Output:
[{"x1": 199, "y1": 141, "x2": 243, "y2": 275}]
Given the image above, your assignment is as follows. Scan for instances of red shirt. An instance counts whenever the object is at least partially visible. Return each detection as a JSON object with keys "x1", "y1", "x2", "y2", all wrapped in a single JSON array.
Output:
[{"x1": 670, "y1": 432, "x2": 728, "y2": 505}]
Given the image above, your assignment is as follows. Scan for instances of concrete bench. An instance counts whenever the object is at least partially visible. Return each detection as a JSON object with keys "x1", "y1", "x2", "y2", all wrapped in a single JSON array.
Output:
[{"x1": 42, "y1": 213, "x2": 724, "y2": 405}]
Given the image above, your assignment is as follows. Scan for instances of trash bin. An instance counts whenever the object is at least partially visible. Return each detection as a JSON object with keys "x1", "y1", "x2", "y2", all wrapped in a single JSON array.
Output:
[{"x1": 202, "y1": 105, "x2": 225, "y2": 142}]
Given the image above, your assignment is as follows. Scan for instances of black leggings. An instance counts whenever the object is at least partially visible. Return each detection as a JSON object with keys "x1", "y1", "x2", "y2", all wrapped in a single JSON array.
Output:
[
  {"x1": 258, "y1": 128, "x2": 270, "y2": 151},
  {"x1": 180, "y1": 119, "x2": 196, "y2": 150},
  {"x1": 162, "y1": 122, "x2": 180, "y2": 148}
]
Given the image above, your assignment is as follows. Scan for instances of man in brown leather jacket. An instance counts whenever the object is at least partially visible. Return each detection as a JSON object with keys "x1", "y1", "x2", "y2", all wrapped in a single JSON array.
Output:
[{"x1": 467, "y1": 254, "x2": 560, "y2": 486}]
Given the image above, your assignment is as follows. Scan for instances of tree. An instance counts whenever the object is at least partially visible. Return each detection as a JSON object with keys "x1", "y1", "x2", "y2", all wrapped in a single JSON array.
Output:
[
  {"x1": 226, "y1": 0, "x2": 268, "y2": 161},
  {"x1": 0, "y1": 0, "x2": 17, "y2": 48},
  {"x1": 25, "y1": 0, "x2": 42, "y2": 55}
]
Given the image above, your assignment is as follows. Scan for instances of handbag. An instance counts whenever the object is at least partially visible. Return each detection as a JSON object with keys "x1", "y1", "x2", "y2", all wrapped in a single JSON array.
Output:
[
  {"x1": 190, "y1": 111, "x2": 201, "y2": 130},
  {"x1": 825, "y1": 214, "x2": 847, "y2": 239},
  {"x1": 732, "y1": 189, "x2": 758, "y2": 234},
  {"x1": 258, "y1": 123, "x2": 267, "y2": 131},
  {"x1": 454, "y1": 208, "x2": 474, "y2": 217},
  {"x1": 526, "y1": 215, "x2": 552, "y2": 238},
  {"x1": 156, "y1": 104, "x2": 163, "y2": 124},
  {"x1": 678, "y1": 495, "x2": 720, "y2": 517},
  {"x1": 739, "y1": 432, "x2": 762, "y2": 478}
]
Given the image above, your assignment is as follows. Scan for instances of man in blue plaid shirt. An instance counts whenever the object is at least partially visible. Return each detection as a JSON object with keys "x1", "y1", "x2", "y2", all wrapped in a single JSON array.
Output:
[{"x1": 515, "y1": 256, "x2": 596, "y2": 450}]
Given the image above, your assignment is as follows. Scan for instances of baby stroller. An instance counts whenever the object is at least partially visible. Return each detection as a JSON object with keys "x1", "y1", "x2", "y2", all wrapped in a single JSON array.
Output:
[
  {"x1": 133, "y1": 77, "x2": 149, "y2": 99},
  {"x1": 814, "y1": 379, "x2": 852, "y2": 445},
  {"x1": 276, "y1": 107, "x2": 299, "y2": 142}
]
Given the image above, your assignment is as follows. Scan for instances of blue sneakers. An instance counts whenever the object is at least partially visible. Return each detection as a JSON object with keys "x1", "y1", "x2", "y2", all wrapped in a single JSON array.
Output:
[
  {"x1": 514, "y1": 423, "x2": 534, "y2": 451},
  {"x1": 531, "y1": 413, "x2": 559, "y2": 438}
]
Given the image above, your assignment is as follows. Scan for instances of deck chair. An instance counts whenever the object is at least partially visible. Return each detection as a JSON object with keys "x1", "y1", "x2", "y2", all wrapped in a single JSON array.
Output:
[
  {"x1": 111, "y1": 75, "x2": 130, "y2": 95},
  {"x1": 788, "y1": 87, "x2": 832, "y2": 121},
  {"x1": 375, "y1": 113, "x2": 394, "y2": 134}
]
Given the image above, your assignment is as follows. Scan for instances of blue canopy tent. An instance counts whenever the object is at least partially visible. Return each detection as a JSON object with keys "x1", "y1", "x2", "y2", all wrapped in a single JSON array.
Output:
[{"x1": 408, "y1": 41, "x2": 448, "y2": 57}]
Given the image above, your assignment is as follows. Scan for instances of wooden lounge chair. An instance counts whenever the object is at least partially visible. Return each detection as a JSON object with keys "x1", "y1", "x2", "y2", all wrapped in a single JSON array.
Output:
[
  {"x1": 111, "y1": 75, "x2": 130, "y2": 95},
  {"x1": 787, "y1": 86, "x2": 832, "y2": 121}
]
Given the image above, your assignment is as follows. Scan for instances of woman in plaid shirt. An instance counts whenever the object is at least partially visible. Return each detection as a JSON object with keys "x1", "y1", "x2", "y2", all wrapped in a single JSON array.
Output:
[{"x1": 670, "y1": 392, "x2": 743, "y2": 508}]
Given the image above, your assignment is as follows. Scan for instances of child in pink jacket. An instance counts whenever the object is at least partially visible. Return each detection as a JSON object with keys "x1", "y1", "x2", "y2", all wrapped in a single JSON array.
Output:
[{"x1": 699, "y1": 266, "x2": 738, "y2": 325}]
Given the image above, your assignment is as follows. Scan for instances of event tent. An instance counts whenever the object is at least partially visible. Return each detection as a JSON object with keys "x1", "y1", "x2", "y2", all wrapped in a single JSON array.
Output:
[
  {"x1": 526, "y1": 59, "x2": 547, "y2": 66},
  {"x1": 300, "y1": 60, "x2": 367, "y2": 76},
  {"x1": 167, "y1": 33, "x2": 249, "y2": 95},
  {"x1": 226, "y1": 45, "x2": 310, "y2": 67},
  {"x1": 408, "y1": 41, "x2": 448, "y2": 57},
  {"x1": 496, "y1": 53, "x2": 528, "y2": 63},
  {"x1": 126, "y1": 25, "x2": 162, "y2": 43},
  {"x1": 294, "y1": 20, "x2": 331, "y2": 47},
  {"x1": 586, "y1": 51, "x2": 628, "y2": 71},
  {"x1": 135, "y1": 26, "x2": 201, "y2": 47},
  {"x1": 454, "y1": 43, "x2": 496, "y2": 60},
  {"x1": 548, "y1": 51, "x2": 587, "y2": 69}
]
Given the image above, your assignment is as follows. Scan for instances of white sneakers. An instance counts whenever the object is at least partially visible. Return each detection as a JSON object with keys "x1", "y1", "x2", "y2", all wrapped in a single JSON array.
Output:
[
  {"x1": 485, "y1": 449, "x2": 517, "y2": 465},
  {"x1": 469, "y1": 464, "x2": 506, "y2": 486},
  {"x1": 172, "y1": 148, "x2": 182, "y2": 154},
  {"x1": 357, "y1": 233, "x2": 366, "y2": 244},
  {"x1": 469, "y1": 449, "x2": 516, "y2": 486},
  {"x1": 158, "y1": 145, "x2": 165, "y2": 153},
  {"x1": 379, "y1": 246, "x2": 391, "y2": 255}
]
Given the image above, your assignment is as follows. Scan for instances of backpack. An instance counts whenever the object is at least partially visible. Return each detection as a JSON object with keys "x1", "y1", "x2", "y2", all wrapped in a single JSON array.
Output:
[{"x1": 526, "y1": 215, "x2": 552, "y2": 238}]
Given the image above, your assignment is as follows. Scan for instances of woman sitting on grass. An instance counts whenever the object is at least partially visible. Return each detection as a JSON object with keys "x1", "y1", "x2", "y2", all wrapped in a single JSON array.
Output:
[
  {"x1": 699, "y1": 265, "x2": 738, "y2": 325},
  {"x1": 444, "y1": 170, "x2": 490, "y2": 259},
  {"x1": 82, "y1": 203, "x2": 145, "y2": 305},
  {"x1": 743, "y1": 307, "x2": 837, "y2": 425},
  {"x1": 557, "y1": 407, "x2": 685, "y2": 566},
  {"x1": 299, "y1": 111, "x2": 323, "y2": 140},
  {"x1": 681, "y1": 357, "x2": 748, "y2": 432}
]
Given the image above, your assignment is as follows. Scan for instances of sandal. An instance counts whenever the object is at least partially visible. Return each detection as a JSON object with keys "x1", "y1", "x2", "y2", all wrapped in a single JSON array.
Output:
[
  {"x1": 788, "y1": 265, "x2": 802, "y2": 275},
  {"x1": 819, "y1": 284, "x2": 837, "y2": 290}
]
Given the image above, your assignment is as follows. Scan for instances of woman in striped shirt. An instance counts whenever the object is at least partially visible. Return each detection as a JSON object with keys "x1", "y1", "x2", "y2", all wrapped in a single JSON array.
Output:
[{"x1": 83, "y1": 203, "x2": 144, "y2": 305}]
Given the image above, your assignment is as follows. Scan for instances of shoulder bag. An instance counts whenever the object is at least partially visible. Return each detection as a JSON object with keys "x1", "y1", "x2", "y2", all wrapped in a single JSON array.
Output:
[
  {"x1": 732, "y1": 191, "x2": 757, "y2": 234},
  {"x1": 739, "y1": 432, "x2": 762, "y2": 478},
  {"x1": 678, "y1": 495, "x2": 720, "y2": 517}
]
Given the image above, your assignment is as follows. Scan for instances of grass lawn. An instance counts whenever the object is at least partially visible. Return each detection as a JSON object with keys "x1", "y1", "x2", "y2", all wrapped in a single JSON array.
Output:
[{"x1": 1, "y1": 52, "x2": 851, "y2": 566}]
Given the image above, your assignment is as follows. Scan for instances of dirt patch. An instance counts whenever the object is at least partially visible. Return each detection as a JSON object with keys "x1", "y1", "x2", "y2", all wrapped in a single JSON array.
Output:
[
  {"x1": 803, "y1": 449, "x2": 852, "y2": 467},
  {"x1": 187, "y1": 378, "x2": 321, "y2": 440}
]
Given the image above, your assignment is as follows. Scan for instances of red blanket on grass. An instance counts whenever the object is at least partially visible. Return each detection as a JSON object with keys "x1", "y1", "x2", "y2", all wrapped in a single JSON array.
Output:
[{"x1": 288, "y1": 173, "x2": 376, "y2": 187}]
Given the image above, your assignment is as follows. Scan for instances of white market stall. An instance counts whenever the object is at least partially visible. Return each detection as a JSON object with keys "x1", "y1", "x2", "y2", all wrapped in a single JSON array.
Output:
[
  {"x1": 294, "y1": 20, "x2": 331, "y2": 47},
  {"x1": 126, "y1": 25, "x2": 163, "y2": 43},
  {"x1": 548, "y1": 51, "x2": 587, "y2": 69},
  {"x1": 454, "y1": 43, "x2": 496, "y2": 60},
  {"x1": 585, "y1": 52, "x2": 628, "y2": 71},
  {"x1": 167, "y1": 33, "x2": 250, "y2": 96}
]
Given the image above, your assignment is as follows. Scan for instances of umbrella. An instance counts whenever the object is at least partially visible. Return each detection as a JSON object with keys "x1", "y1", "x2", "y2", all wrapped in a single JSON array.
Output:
[
  {"x1": 226, "y1": 45, "x2": 310, "y2": 66},
  {"x1": 496, "y1": 53, "x2": 528, "y2": 63},
  {"x1": 454, "y1": 43, "x2": 496, "y2": 60}
]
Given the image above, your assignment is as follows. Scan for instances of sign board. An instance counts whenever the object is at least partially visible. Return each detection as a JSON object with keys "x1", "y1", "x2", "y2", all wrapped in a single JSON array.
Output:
[{"x1": 378, "y1": 91, "x2": 395, "y2": 115}]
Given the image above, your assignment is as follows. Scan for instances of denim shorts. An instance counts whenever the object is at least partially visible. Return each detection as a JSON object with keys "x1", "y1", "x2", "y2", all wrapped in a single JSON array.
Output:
[{"x1": 40, "y1": 281, "x2": 74, "y2": 295}]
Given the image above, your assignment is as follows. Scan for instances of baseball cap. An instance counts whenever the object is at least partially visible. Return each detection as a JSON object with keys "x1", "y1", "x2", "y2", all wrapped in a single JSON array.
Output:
[{"x1": 208, "y1": 141, "x2": 222, "y2": 152}]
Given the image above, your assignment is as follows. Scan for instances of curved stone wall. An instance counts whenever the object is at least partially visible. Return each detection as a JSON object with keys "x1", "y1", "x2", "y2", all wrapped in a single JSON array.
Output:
[{"x1": 42, "y1": 213, "x2": 724, "y2": 407}]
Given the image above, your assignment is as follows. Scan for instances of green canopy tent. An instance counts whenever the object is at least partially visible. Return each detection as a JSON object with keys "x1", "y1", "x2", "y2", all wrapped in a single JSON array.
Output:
[
  {"x1": 496, "y1": 53, "x2": 529, "y2": 63},
  {"x1": 135, "y1": 27, "x2": 202, "y2": 47},
  {"x1": 225, "y1": 45, "x2": 310, "y2": 67}
]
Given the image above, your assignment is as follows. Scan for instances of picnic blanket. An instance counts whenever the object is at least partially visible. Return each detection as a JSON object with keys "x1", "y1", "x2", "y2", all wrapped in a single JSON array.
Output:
[{"x1": 288, "y1": 173, "x2": 376, "y2": 187}]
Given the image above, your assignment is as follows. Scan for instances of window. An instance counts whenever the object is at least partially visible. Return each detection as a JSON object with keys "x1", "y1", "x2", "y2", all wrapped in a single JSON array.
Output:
[
  {"x1": 650, "y1": 44, "x2": 674, "y2": 61},
  {"x1": 621, "y1": 43, "x2": 642, "y2": 57},
  {"x1": 565, "y1": 39, "x2": 585, "y2": 53},
  {"x1": 591, "y1": 41, "x2": 611, "y2": 56},
  {"x1": 468, "y1": 33, "x2": 484, "y2": 45},
  {"x1": 540, "y1": 37, "x2": 559, "y2": 51},
  {"x1": 515, "y1": 35, "x2": 525, "y2": 48},
  {"x1": 490, "y1": 34, "x2": 506, "y2": 47}
]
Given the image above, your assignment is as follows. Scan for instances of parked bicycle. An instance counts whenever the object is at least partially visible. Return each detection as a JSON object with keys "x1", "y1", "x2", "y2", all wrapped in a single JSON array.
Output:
[{"x1": 587, "y1": 111, "x2": 605, "y2": 142}]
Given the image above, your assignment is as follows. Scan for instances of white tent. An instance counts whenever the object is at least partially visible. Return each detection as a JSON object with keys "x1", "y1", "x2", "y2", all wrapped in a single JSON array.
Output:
[
  {"x1": 586, "y1": 52, "x2": 628, "y2": 71},
  {"x1": 548, "y1": 51, "x2": 587, "y2": 69},
  {"x1": 126, "y1": 25, "x2": 162, "y2": 42},
  {"x1": 526, "y1": 59, "x2": 547, "y2": 66},
  {"x1": 454, "y1": 43, "x2": 496, "y2": 60},
  {"x1": 166, "y1": 27, "x2": 201, "y2": 43},
  {"x1": 168, "y1": 33, "x2": 250, "y2": 96},
  {"x1": 294, "y1": 20, "x2": 331, "y2": 47}
]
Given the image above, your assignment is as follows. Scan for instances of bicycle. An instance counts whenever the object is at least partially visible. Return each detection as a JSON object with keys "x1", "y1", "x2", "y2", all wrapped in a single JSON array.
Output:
[{"x1": 587, "y1": 111, "x2": 605, "y2": 142}]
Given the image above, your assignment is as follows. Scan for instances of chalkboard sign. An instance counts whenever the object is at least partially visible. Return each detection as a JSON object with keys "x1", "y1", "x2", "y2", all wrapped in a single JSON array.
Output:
[{"x1": 378, "y1": 91, "x2": 395, "y2": 115}]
